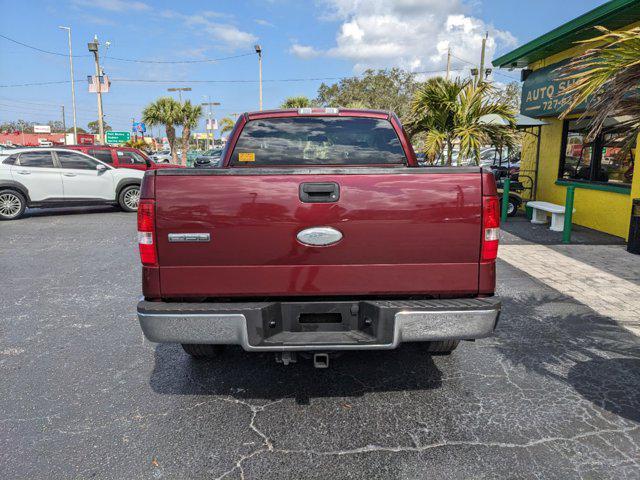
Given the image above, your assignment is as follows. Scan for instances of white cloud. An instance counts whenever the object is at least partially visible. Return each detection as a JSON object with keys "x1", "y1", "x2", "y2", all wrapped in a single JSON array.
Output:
[
  {"x1": 255, "y1": 19, "x2": 275, "y2": 27},
  {"x1": 160, "y1": 10, "x2": 257, "y2": 50},
  {"x1": 290, "y1": 44, "x2": 322, "y2": 59},
  {"x1": 71, "y1": 0, "x2": 150, "y2": 11},
  {"x1": 294, "y1": 0, "x2": 517, "y2": 77}
]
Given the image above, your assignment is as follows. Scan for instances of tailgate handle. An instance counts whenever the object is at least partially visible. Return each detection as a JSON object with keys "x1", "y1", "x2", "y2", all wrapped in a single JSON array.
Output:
[{"x1": 299, "y1": 182, "x2": 340, "y2": 203}]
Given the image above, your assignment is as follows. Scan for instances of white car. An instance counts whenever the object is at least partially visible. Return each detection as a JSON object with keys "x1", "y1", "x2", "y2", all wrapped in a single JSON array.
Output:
[
  {"x1": 0, "y1": 148, "x2": 145, "y2": 220},
  {"x1": 151, "y1": 150, "x2": 172, "y2": 163}
]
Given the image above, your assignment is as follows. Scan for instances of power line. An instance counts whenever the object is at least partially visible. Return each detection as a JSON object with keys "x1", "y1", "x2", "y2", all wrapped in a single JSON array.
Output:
[
  {"x1": 0, "y1": 68, "x2": 452, "y2": 89},
  {"x1": 0, "y1": 33, "x2": 255, "y2": 64}
]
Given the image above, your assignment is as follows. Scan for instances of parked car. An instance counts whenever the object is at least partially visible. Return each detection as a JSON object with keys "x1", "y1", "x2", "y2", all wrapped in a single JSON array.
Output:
[
  {"x1": 63, "y1": 145, "x2": 182, "y2": 171},
  {"x1": 193, "y1": 149, "x2": 223, "y2": 168},
  {"x1": 0, "y1": 148, "x2": 144, "y2": 220},
  {"x1": 136, "y1": 108, "x2": 501, "y2": 365},
  {"x1": 151, "y1": 150, "x2": 172, "y2": 164}
]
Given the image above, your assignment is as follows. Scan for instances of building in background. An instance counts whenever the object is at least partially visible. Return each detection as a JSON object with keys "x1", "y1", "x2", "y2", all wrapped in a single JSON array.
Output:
[
  {"x1": 493, "y1": 0, "x2": 640, "y2": 240},
  {"x1": 0, "y1": 132, "x2": 94, "y2": 147}
]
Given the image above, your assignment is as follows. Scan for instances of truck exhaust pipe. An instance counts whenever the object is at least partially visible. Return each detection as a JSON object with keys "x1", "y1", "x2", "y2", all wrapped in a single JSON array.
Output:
[{"x1": 313, "y1": 353, "x2": 329, "y2": 369}]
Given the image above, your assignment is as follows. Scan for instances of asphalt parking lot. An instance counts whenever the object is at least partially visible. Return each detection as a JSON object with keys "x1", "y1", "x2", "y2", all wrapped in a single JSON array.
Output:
[{"x1": 2, "y1": 207, "x2": 639, "y2": 479}]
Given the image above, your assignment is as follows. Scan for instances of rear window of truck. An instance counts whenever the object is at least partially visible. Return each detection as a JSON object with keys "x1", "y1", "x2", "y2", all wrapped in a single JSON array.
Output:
[{"x1": 230, "y1": 117, "x2": 407, "y2": 166}]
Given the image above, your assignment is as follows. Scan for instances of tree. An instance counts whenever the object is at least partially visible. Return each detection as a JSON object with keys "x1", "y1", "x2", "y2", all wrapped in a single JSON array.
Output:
[
  {"x1": 142, "y1": 97, "x2": 182, "y2": 164},
  {"x1": 559, "y1": 26, "x2": 640, "y2": 153},
  {"x1": 316, "y1": 68, "x2": 419, "y2": 120},
  {"x1": 219, "y1": 117, "x2": 235, "y2": 137},
  {"x1": 0, "y1": 120, "x2": 34, "y2": 133},
  {"x1": 178, "y1": 100, "x2": 202, "y2": 166},
  {"x1": 87, "y1": 120, "x2": 112, "y2": 134},
  {"x1": 407, "y1": 77, "x2": 516, "y2": 165},
  {"x1": 280, "y1": 96, "x2": 313, "y2": 109},
  {"x1": 492, "y1": 81, "x2": 522, "y2": 111},
  {"x1": 47, "y1": 120, "x2": 65, "y2": 133},
  {"x1": 66, "y1": 126, "x2": 87, "y2": 134}
]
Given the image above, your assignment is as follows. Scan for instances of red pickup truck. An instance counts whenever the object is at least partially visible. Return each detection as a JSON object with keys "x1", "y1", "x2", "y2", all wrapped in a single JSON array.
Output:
[
  {"x1": 63, "y1": 145, "x2": 182, "y2": 171},
  {"x1": 136, "y1": 108, "x2": 501, "y2": 367}
]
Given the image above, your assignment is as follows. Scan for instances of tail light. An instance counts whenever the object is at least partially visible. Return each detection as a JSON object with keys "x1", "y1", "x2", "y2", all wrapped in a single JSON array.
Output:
[
  {"x1": 481, "y1": 196, "x2": 500, "y2": 262},
  {"x1": 137, "y1": 199, "x2": 157, "y2": 266}
]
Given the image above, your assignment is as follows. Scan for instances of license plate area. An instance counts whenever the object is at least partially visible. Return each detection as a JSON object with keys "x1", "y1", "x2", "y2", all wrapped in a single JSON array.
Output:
[{"x1": 245, "y1": 301, "x2": 395, "y2": 347}]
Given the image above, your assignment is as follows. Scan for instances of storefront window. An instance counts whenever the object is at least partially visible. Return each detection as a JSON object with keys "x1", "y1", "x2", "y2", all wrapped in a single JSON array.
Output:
[{"x1": 558, "y1": 118, "x2": 634, "y2": 187}]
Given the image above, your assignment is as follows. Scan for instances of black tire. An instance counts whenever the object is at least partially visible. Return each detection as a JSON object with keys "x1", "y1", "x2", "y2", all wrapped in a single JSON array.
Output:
[
  {"x1": 0, "y1": 189, "x2": 27, "y2": 221},
  {"x1": 181, "y1": 344, "x2": 224, "y2": 359},
  {"x1": 425, "y1": 340, "x2": 460, "y2": 355},
  {"x1": 118, "y1": 185, "x2": 140, "y2": 212},
  {"x1": 507, "y1": 197, "x2": 520, "y2": 217}
]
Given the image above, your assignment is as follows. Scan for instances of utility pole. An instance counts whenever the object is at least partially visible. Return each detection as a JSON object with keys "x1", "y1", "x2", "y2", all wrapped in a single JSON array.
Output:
[
  {"x1": 478, "y1": 32, "x2": 488, "y2": 84},
  {"x1": 59, "y1": 26, "x2": 77, "y2": 145},
  {"x1": 61, "y1": 105, "x2": 66, "y2": 144},
  {"x1": 88, "y1": 35, "x2": 105, "y2": 144},
  {"x1": 255, "y1": 44, "x2": 263, "y2": 111},
  {"x1": 446, "y1": 46, "x2": 451, "y2": 80}
]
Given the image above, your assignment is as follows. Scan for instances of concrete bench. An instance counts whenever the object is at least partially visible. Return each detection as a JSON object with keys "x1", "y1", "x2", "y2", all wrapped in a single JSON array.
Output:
[{"x1": 527, "y1": 201, "x2": 576, "y2": 232}]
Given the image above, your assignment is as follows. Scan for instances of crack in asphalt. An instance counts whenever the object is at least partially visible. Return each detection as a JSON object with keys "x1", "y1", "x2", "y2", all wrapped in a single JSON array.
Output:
[{"x1": 213, "y1": 393, "x2": 639, "y2": 479}]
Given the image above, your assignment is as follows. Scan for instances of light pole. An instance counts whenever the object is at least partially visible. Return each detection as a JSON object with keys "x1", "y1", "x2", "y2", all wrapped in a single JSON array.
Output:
[
  {"x1": 254, "y1": 44, "x2": 262, "y2": 111},
  {"x1": 167, "y1": 87, "x2": 191, "y2": 102},
  {"x1": 59, "y1": 26, "x2": 77, "y2": 145},
  {"x1": 201, "y1": 97, "x2": 220, "y2": 150},
  {"x1": 88, "y1": 35, "x2": 105, "y2": 144}
]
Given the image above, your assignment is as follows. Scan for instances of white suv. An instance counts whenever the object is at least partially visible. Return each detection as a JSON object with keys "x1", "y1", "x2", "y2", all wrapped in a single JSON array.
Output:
[{"x1": 0, "y1": 148, "x2": 145, "y2": 220}]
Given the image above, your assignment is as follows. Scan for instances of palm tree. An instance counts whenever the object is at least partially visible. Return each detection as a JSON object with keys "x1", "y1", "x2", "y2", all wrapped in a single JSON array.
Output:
[
  {"x1": 407, "y1": 78, "x2": 516, "y2": 165},
  {"x1": 559, "y1": 26, "x2": 640, "y2": 151},
  {"x1": 179, "y1": 100, "x2": 202, "y2": 166},
  {"x1": 280, "y1": 96, "x2": 313, "y2": 108},
  {"x1": 142, "y1": 97, "x2": 181, "y2": 164},
  {"x1": 219, "y1": 117, "x2": 235, "y2": 137}
]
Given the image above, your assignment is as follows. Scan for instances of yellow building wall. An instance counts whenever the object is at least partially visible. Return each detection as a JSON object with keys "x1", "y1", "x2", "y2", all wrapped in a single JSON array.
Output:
[
  {"x1": 520, "y1": 24, "x2": 640, "y2": 240},
  {"x1": 522, "y1": 120, "x2": 639, "y2": 240}
]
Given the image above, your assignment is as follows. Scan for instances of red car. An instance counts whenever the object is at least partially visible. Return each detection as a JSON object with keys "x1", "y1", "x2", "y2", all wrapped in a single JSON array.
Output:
[
  {"x1": 62, "y1": 145, "x2": 182, "y2": 171},
  {"x1": 136, "y1": 108, "x2": 501, "y2": 365}
]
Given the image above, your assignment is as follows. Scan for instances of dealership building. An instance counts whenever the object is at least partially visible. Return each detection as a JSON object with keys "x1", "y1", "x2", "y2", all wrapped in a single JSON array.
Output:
[{"x1": 493, "y1": 0, "x2": 640, "y2": 240}]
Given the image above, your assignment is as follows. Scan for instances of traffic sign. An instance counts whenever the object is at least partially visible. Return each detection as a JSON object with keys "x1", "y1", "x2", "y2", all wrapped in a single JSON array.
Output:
[{"x1": 106, "y1": 131, "x2": 131, "y2": 144}]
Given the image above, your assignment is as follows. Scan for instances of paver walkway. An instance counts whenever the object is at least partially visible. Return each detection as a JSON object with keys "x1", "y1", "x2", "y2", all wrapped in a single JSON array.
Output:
[{"x1": 499, "y1": 243, "x2": 640, "y2": 336}]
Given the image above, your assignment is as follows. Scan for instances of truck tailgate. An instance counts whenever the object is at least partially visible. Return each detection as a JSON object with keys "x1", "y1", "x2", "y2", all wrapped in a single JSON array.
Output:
[{"x1": 154, "y1": 169, "x2": 482, "y2": 297}]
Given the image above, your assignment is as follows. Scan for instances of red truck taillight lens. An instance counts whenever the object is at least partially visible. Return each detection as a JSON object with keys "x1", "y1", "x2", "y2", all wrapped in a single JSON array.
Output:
[
  {"x1": 137, "y1": 199, "x2": 157, "y2": 266},
  {"x1": 481, "y1": 196, "x2": 500, "y2": 262}
]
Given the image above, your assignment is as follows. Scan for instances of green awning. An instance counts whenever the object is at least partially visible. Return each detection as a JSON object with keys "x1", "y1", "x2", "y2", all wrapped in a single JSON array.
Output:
[{"x1": 493, "y1": 0, "x2": 640, "y2": 69}]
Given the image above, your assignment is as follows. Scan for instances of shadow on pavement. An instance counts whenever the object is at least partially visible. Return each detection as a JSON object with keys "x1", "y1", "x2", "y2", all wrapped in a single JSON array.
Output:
[
  {"x1": 501, "y1": 214, "x2": 625, "y2": 246},
  {"x1": 495, "y1": 292, "x2": 640, "y2": 423},
  {"x1": 149, "y1": 343, "x2": 443, "y2": 405},
  {"x1": 23, "y1": 205, "x2": 121, "y2": 219}
]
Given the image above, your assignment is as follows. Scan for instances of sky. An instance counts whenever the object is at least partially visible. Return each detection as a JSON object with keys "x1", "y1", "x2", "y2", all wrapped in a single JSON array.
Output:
[{"x1": 0, "y1": 0, "x2": 607, "y2": 136}]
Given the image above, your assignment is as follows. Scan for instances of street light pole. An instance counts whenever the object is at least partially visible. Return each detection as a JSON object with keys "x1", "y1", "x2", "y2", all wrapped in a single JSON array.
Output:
[
  {"x1": 88, "y1": 35, "x2": 105, "y2": 144},
  {"x1": 61, "y1": 105, "x2": 66, "y2": 142},
  {"x1": 168, "y1": 87, "x2": 191, "y2": 102},
  {"x1": 254, "y1": 44, "x2": 262, "y2": 111},
  {"x1": 59, "y1": 26, "x2": 77, "y2": 145},
  {"x1": 201, "y1": 98, "x2": 221, "y2": 150}
]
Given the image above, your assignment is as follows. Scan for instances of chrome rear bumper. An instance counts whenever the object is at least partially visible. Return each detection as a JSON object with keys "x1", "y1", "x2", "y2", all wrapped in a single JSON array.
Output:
[{"x1": 137, "y1": 297, "x2": 501, "y2": 352}]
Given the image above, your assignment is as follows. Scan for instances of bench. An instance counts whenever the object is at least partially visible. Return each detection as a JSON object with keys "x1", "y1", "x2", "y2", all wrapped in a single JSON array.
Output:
[{"x1": 527, "y1": 201, "x2": 576, "y2": 232}]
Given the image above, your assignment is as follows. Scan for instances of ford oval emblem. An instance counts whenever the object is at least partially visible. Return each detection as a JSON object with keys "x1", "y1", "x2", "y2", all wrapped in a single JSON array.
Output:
[{"x1": 297, "y1": 227, "x2": 343, "y2": 246}]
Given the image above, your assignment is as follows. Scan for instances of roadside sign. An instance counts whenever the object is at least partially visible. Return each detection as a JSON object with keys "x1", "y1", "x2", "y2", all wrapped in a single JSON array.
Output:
[
  {"x1": 105, "y1": 131, "x2": 131, "y2": 144},
  {"x1": 34, "y1": 125, "x2": 51, "y2": 133},
  {"x1": 132, "y1": 122, "x2": 146, "y2": 133}
]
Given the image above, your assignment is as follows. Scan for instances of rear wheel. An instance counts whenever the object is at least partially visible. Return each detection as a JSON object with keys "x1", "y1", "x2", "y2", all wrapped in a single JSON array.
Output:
[
  {"x1": 118, "y1": 185, "x2": 140, "y2": 212},
  {"x1": 181, "y1": 344, "x2": 224, "y2": 359},
  {"x1": 0, "y1": 190, "x2": 26, "y2": 220},
  {"x1": 425, "y1": 340, "x2": 459, "y2": 355}
]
